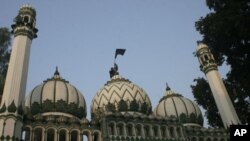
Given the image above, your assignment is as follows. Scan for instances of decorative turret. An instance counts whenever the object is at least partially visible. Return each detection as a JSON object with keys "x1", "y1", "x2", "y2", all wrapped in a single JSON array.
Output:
[
  {"x1": 0, "y1": 4, "x2": 38, "y2": 141},
  {"x1": 196, "y1": 42, "x2": 241, "y2": 129},
  {"x1": 11, "y1": 4, "x2": 38, "y2": 39},
  {"x1": 196, "y1": 42, "x2": 217, "y2": 74}
]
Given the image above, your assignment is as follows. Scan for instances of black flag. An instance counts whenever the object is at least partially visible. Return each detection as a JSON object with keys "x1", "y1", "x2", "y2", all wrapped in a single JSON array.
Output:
[{"x1": 115, "y1": 49, "x2": 126, "y2": 59}]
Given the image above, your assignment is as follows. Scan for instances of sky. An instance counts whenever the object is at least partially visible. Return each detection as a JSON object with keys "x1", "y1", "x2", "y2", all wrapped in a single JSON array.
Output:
[{"x1": 0, "y1": 0, "x2": 228, "y2": 126}]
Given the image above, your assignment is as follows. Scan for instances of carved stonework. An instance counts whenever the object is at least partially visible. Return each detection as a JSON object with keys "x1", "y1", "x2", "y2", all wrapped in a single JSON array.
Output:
[{"x1": 28, "y1": 99, "x2": 86, "y2": 118}]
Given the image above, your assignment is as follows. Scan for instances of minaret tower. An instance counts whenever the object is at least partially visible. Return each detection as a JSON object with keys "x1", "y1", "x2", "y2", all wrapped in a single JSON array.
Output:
[
  {"x1": 196, "y1": 42, "x2": 241, "y2": 129},
  {"x1": 0, "y1": 4, "x2": 37, "y2": 140}
]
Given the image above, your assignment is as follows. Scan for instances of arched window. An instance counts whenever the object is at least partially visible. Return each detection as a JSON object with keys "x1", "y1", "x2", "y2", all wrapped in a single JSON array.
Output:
[
  {"x1": 93, "y1": 132, "x2": 100, "y2": 141},
  {"x1": 24, "y1": 16, "x2": 29, "y2": 23},
  {"x1": 144, "y1": 126, "x2": 150, "y2": 137},
  {"x1": 59, "y1": 130, "x2": 67, "y2": 141},
  {"x1": 117, "y1": 124, "x2": 123, "y2": 135},
  {"x1": 71, "y1": 131, "x2": 78, "y2": 141},
  {"x1": 161, "y1": 126, "x2": 167, "y2": 138},
  {"x1": 47, "y1": 129, "x2": 55, "y2": 141},
  {"x1": 82, "y1": 135, "x2": 88, "y2": 141},
  {"x1": 204, "y1": 55, "x2": 209, "y2": 60},
  {"x1": 22, "y1": 127, "x2": 31, "y2": 141},
  {"x1": 34, "y1": 128, "x2": 43, "y2": 141},
  {"x1": 108, "y1": 123, "x2": 115, "y2": 135},
  {"x1": 153, "y1": 126, "x2": 158, "y2": 137},
  {"x1": 135, "y1": 125, "x2": 142, "y2": 136},
  {"x1": 82, "y1": 131, "x2": 90, "y2": 141},
  {"x1": 169, "y1": 127, "x2": 175, "y2": 138},
  {"x1": 176, "y1": 127, "x2": 182, "y2": 138},
  {"x1": 126, "y1": 124, "x2": 133, "y2": 136}
]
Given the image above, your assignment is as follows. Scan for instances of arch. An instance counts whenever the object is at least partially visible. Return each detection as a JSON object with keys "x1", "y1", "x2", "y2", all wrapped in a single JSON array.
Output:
[
  {"x1": 176, "y1": 127, "x2": 182, "y2": 138},
  {"x1": 47, "y1": 128, "x2": 55, "y2": 141},
  {"x1": 34, "y1": 128, "x2": 43, "y2": 141},
  {"x1": 116, "y1": 122, "x2": 125, "y2": 136},
  {"x1": 70, "y1": 130, "x2": 78, "y2": 141},
  {"x1": 82, "y1": 129, "x2": 92, "y2": 141},
  {"x1": 204, "y1": 55, "x2": 209, "y2": 60},
  {"x1": 93, "y1": 130, "x2": 101, "y2": 141},
  {"x1": 108, "y1": 122, "x2": 116, "y2": 135},
  {"x1": 161, "y1": 126, "x2": 167, "y2": 138},
  {"x1": 144, "y1": 125, "x2": 150, "y2": 137},
  {"x1": 126, "y1": 123, "x2": 134, "y2": 136},
  {"x1": 24, "y1": 16, "x2": 29, "y2": 23},
  {"x1": 135, "y1": 124, "x2": 143, "y2": 136},
  {"x1": 169, "y1": 126, "x2": 175, "y2": 138},
  {"x1": 59, "y1": 129, "x2": 68, "y2": 141},
  {"x1": 153, "y1": 125, "x2": 159, "y2": 137},
  {"x1": 22, "y1": 127, "x2": 31, "y2": 141}
]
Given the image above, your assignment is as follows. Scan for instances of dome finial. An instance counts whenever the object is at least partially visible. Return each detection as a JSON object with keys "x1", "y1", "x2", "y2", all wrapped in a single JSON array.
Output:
[
  {"x1": 54, "y1": 66, "x2": 60, "y2": 76},
  {"x1": 166, "y1": 82, "x2": 171, "y2": 91}
]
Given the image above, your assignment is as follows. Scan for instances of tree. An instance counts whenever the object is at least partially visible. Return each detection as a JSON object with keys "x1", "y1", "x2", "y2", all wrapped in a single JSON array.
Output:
[
  {"x1": 193, "y1": 0, "x2": 250, "y2": 127},
  {"x1": 0, "y1": 27, "x2": 11, "y2": 97}
]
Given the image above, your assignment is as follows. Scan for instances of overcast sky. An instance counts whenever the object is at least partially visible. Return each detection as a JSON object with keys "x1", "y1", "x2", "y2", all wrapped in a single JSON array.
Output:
[{"x1": 0, "y1": 0, "x2": 229, "y2": 126}]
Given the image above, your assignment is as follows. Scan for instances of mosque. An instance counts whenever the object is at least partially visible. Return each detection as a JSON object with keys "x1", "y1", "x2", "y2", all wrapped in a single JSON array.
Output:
[{"x1": 0, "y1": 4, "x2": 241, "y2": 141}]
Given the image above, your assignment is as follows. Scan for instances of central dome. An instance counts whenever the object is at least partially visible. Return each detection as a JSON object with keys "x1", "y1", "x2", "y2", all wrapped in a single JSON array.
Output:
[
  {"x1": 24, "y1": 69, "x2": 87, "y2": 119},
  {"x1": 91, "y1": 74, "x2": 152, "y2": 119}
]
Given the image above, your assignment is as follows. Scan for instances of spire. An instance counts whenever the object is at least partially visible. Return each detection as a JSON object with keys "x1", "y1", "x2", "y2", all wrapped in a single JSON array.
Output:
[
  {"x1": 166, "y1": 82, "x2": 171, "y2": 91},
  {"x1": 164, "y1": 83, "x2": 177, "y2": 96},
  {"x1": 53, "y1": 66, "x2": 61, "y2": 79},
  {"x1": 54, "y1": 66, "x2": 60, "y2": 76}
]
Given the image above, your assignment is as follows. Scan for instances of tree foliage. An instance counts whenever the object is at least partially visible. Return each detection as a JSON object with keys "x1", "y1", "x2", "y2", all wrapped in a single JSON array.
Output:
[
  {"x1": 193, "y1": 0, "x2": 250, "y2": 127},
  {"x1": 0, "y1": 27, "x2": 11, "y2": 96}
]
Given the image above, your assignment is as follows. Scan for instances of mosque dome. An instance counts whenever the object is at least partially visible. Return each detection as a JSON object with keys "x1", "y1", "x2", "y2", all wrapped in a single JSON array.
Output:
[
  {"x1": 153, "y1": 86, "x2": 203, "y2": 126},
  {"x1": 24, "y1": 68, "x2": 86, "y2": 119},
  {"x1": 91, "y1": 74, "x2": 152, "y2": 119}
]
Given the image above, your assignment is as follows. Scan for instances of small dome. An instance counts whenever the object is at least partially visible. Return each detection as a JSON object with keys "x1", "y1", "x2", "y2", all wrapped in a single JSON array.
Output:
[
  {"x1": 153, "y1": 86, "x2": 203, "y2": 126},
  {"x1": 24, "y1": 68, "x2": 86, "y2": 118},
  {"x1": 91, "y1": 75, "x2": 152, "y2": 118}
]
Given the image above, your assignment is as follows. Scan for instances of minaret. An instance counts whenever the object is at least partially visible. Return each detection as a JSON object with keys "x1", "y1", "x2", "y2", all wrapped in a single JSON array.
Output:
[
  {"x1": 0, "y1": 4, "x2": 37, "y2": 140},
  {"x1": 196, "y1": 42, "x2": 241, "y2": 129}
]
